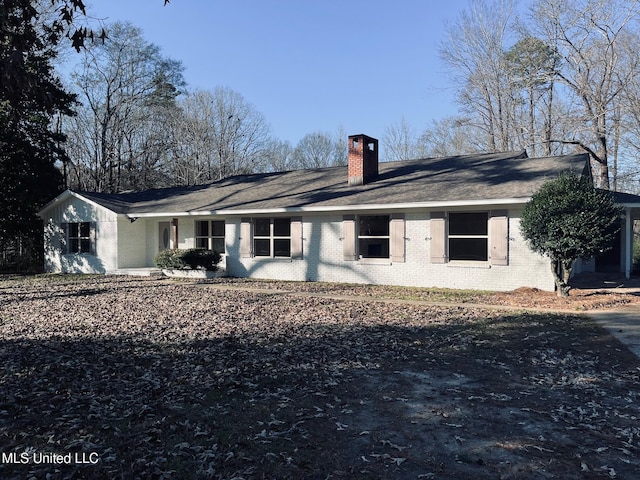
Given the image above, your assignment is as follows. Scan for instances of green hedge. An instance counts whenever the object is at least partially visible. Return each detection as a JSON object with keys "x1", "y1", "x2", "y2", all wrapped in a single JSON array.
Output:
[{"x1": 154, "y1": 249, "x2": 221, "y2": 271}]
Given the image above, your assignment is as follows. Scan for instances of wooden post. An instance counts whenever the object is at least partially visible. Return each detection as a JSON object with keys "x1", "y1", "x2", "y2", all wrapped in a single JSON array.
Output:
[{"x1": 172, "y1": 218, "x2": 179, "y2": 249}]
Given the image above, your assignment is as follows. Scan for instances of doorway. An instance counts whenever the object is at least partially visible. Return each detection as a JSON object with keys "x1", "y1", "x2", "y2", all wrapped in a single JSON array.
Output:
[
  {"x1": 158, "y1": 222, "x2": 171, "y2": 251},
  {"x1": 596, "y1": 228, "x2": 622, "y2": 273}
]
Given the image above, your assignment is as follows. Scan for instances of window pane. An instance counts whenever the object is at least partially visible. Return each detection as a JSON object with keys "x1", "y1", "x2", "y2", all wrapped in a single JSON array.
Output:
[
  {"x1": 195, "y1": 221, "x2": 209, "y2": 237},
  {"x1": 449, "y1": 238, "x2": 488, "y2": 261},
  {"x1": 195, "y1": 238, "x2": 209, "y2": 249},
  {"x1": 211, "y1": 221, "x2": 225, "y2": 237},
  {"x1": 254, "y1": 218, "x2": 270, "y2": 237},
  {"x1": 69, "y1": 223, "x2": 79, "y2": 238},
  {"x1": 274, "y1": 239, "x2": 291, "y2": 257},
  {"x1": 212, "y1": 238, "x2": 225, "y2": 253},
  {"x1": 80, "y1": 239, "x2": 91, "y2": 253},
  {"x1": 273, "y1": 218, "x2": 291, "y2": 237},
  {"x1": 80, "y1": 222, "x2": 91, "y2": 237},
  {"x1": 254, "y1": 238, "x2": 270, "y2": 256},
  {"x1": 70, "y1": 239, "x2": 80, "y2": 253},
  {"x1": 449, "y1": 212, "x2": 488, "y2": 236},
  {"x1": 359, "y1": 215, "x2": 389, "y2": 236},
  {"x1": 359, "y1": 238, "x2": 390, "y2": 258}
]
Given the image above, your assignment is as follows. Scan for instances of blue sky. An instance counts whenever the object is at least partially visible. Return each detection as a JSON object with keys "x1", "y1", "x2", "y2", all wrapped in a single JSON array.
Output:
[{"x1": 84, "y1": 1, "x2": 474, "y2": 147}]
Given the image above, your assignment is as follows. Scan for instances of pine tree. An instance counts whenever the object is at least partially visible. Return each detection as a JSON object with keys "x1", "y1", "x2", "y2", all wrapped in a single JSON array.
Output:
[{"x1": 0, "y1": 1, "x2": 79, "y2": 270}]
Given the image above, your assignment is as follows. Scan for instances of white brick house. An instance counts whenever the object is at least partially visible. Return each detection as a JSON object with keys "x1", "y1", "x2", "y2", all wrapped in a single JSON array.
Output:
[{"x1": 38, "y1": 134, "x2": 640, "y2": 291}]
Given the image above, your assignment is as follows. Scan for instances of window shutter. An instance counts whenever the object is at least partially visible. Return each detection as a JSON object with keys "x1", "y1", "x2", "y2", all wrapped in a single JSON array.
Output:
[
  {"x1": 342, "y1": 215, "x2": 356, "y2": 261},
  {"x1": 490, "y1": 210, "x2": 508, "y2": 266},
  {"x1": 89, "y1": 222, "x2": 97, "y2": 255},
  {"x1": 290, "y1": 217, "x2": 303, "y2": 259},
  {"x1": 390, "y1": 213, "x2": 405, "y2": 263},
  {"x1": 60, "y1": 222, "x2": 69, "y2": 254},
  {"x1": 240, "y1": 218, "x2": 253, "y2": 258},
  {"x1": 430, "y1": 212, "x2": 447, "y2": 264}
]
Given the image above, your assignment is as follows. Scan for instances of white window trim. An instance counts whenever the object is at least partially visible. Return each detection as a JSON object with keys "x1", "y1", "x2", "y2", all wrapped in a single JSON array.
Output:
[
  {"x1": 62, "y1": 221, "x2": 96, "y2": 255},
  {"x1": 253, "y1": 218, "x2": 292, "y2": 258},
  {"x1": 195, "y1": 220, "x2": 226, "y2": 254},
  {"x1": 343, "y1": 214, "x2": 405, "y2": 263},
  {"x1": 357, "y1": 214, "x2": 391, "y2": 260},
  {"x1": 447, "y1": 212, "x2": 489, "y2": 263},
  {"x1": 430, "y1": 210, "x2": 509, "y2": 266}
]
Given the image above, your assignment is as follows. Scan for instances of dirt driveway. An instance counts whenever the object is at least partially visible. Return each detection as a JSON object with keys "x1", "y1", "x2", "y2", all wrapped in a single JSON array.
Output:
[{"x1": 0, "y1": 276, "x2": 639, "y2": 479}]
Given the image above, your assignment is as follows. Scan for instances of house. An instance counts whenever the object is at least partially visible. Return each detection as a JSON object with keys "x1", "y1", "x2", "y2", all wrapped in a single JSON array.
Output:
[{"x1": 37, "y1": 134, "x2": 640, "y2": 291}]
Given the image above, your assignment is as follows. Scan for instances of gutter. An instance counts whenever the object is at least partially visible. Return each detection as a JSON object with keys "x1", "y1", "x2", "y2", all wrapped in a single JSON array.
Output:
[{"x1": 124, "y1": 197, "x2": 532, "y2": 220}]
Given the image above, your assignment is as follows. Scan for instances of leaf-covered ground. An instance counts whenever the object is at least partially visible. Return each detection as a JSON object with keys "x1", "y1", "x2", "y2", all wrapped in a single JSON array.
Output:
[{"x1": 1, "y1": 275, "x2": 639, "y2": 479}]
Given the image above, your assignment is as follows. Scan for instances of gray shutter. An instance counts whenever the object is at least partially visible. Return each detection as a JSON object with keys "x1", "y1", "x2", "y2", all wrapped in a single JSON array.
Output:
[
  {"x1": 430, "y1": 212, "x2": 447, "y2": 264},
  {"x1": 240, "y1": 218, "x2": 252, "y2": 258},
  {"x1": 60, "y1": 223, "x2": 69, "y2": 254},
  {"x1": 490, "y1": 210, "x2": 508, "y2": 266},
  {"x1": 342, "y1": 215, "x2": 357, "y2": 261},
  {"x1": 290, "y1": 217, "x2": 303, "y2": 259},
  {"x1": 90, "y1": 222, "x2": 97, "y2": 255},
  {"x1": 390, "y1": 213, "x2": 405, "y2": 263}
]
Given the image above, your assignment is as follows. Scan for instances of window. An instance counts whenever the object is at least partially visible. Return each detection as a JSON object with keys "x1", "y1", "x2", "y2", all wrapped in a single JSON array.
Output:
[
  {"x1": 195, "y1": 220, "x2": 225, "y2": 253},
  {"x1": 358, "y1": 215, "x2": 390, "y2": 259},
  {"x1": 69, "y1": 222, "x2": 91, "y2": 253},
  {"x1": 63, "y1": 222, "x2": 94, "y2": 254},
  {"x1": 254, "y1": 218, "x2": 291, "y2": 257},
  {"x1": 448, "y1": 212, "x2": 488, "y2": 261},
  {"x1": 343, "y1": 214, "x2": 405, "y2": 262}
]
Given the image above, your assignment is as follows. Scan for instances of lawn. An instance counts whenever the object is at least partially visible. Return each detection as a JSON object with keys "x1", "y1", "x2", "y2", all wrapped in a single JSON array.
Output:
[{"x1": 0, "y1": 275, "x2": 639, "y2": 479}]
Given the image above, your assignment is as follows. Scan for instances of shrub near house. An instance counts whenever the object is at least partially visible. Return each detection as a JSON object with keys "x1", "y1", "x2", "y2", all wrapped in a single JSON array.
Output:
[{"x1": 154, "y1": 249, "x2": 221, "y2": 271}]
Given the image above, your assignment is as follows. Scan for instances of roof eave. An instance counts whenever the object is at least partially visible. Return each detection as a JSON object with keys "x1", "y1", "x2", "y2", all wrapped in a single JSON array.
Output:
[
  {"x1": 38, "y1": 190, "x2": 122, "y2": 218},
  {"x1": 125, "y1": 197, "x2": 532, "y2": 218}
]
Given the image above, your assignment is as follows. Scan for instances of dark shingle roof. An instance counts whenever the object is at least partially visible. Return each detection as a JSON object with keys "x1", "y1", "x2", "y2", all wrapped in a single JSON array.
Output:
[{"x1": 75, "y1": 151, "x2": 590, "y2": 215}]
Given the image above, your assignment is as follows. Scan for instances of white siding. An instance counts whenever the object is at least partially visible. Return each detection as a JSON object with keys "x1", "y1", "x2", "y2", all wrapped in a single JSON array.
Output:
[
  {"x1": 116, "y1": 217, "x2": 147, "y2": 268},
  {"x1": 41, "y1": 196, "x2": 117, "y2": 273}
]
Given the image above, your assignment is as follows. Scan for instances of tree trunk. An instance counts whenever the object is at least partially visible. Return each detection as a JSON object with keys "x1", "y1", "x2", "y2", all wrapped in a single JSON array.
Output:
[{"x1": 550, "y1": 258, "x2": 572, "y2": 297}]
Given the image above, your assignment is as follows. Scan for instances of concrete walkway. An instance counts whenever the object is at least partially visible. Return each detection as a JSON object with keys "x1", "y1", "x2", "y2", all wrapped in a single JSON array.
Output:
[{"x1": 586, "y1": 304, "x2": 640, "y2": 359}]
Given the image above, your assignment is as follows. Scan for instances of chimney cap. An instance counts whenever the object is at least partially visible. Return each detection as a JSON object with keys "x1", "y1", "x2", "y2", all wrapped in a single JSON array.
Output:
[{"x1": 349, "y1": 133, "x2": 378, "y2": 140}]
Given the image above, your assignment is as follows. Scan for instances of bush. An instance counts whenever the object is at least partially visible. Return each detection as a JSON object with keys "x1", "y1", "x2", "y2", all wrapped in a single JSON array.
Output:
[
  {"x1": 520, "y1": 172, "x2": 622, "y2": 296},
  {"x1": 154, "y1": 249, "x2": 221, "y2": 271}
]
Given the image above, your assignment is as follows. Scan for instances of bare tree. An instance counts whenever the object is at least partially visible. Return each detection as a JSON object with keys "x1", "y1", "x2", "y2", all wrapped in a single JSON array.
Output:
[
  {"x1": 440, "y1": 0, "x2": 519, "y2": 153},
  {"x1": 262, "y1": 139, "x2": 294, "y2": 172},
  {"x1": 166, "y1": 90, "x2": 218, "y2": 185},
  {"x1": 383, "y1": 118, "x2": 426, "y2": 161},
  {"x1": 167, "y1": 87, "x2": 271, "y2": 184},
  {"x1": 418, "y1": 117, "x2": 484, "y2": 157},
  {"x1": 530, "y1": 0, "x2": 640, "y2": 188},
  {"x1": 504, "y1": 36, "x2": 560, "y2": 156},
  {"x1": 290, "y1": 131, "x2": 346, "y2": 169},
  {"x1": 207, "y1": 86, "x2": 271, "y2": 179},
  {"x1": 64, "y1": 22, "x2": 184, "y2": 192}
]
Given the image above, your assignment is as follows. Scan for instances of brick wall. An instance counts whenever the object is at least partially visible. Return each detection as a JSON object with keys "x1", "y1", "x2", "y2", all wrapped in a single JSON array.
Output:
[
  {"x1": 43, "y1": 203, "x2": 555, "y2": 291},
  {"x1": 348, "y1": 134, "x2": 379, "y2": 186},
  {"x1": 225, "y1": 210, "x2": 556, "y2": 292}
]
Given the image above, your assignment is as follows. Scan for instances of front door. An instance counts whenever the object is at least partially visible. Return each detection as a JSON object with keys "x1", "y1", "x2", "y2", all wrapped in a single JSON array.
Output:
[
  {"x1": 158, "y1": 222, "x2": 171, "y2": 251},
  {"x1": 596, "y1": 228, "x2": 622, "y2": 273}
]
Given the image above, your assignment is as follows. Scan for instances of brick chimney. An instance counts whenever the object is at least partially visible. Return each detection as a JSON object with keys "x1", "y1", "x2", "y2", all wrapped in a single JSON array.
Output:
[{"x1": 348, "y1": 134, "x2": 378, "y2": 186}]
